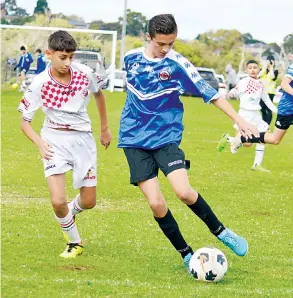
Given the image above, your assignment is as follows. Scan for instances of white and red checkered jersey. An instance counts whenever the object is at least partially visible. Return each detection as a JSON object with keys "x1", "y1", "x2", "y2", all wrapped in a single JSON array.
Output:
[
  {"x1": 18, "y1": 61, "x2": 106, "y2": 132},
  {"x1": 230, "y1": 77, "x2": 277, "y2": 113}
]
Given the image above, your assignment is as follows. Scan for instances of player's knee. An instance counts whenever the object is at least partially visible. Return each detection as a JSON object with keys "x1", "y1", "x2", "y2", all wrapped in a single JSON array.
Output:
[
  {"x1": 81, "y1": 194, "x2": 96, "y2": 209},
  {"x1": 175, "y1": 187, "x2": 193, "y2": 202},
  {"x1": 52, "y1": 199, "x2": 68, "y2": 212},
  {"x1": 149, "y1": 198, "x2": 166, "y2": 213}
]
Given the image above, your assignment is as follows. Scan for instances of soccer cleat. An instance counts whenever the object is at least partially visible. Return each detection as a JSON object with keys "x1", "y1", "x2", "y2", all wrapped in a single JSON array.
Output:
[
  {"x1": 60, "y1": 242, "x2": 84, "y2": 258},
  {"x1": 183, "y1": 252, "x2": 193, "y2": 273},
  {"x1": 251, "y1": 165, "x2": 270, "y2": 172},
  {"x1": 217, "y1": 133, "x2": 230, "y2": 152},
  {"x1": 218, "y1": 228, "x2": 248, "y2": 257},
  {"x1": 230, "y1": 135, "x2": 242, "y2": 154}
]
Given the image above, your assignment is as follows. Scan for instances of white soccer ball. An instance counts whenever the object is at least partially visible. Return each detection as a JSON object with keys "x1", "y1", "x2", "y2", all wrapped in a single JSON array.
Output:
[{"x1": 189, "y1": 247, "x2": 228, "y2": 282}]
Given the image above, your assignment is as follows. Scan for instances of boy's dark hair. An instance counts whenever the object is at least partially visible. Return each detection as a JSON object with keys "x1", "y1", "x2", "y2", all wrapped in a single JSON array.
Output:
[
  {"x1": 48, "y1": 30, "x2": 77, "y2": 52},
  {"x1": 148, "y1": 14, "x2": 177, "y2": 39},
  {"x1": 246, "y1": 60, "x2": 258, "y2": 66},
  {"x1": 20, "y1": 46, "x2": 26, "y2": 50},
  {"x1": 36, "y1": 49, "x2": 42, "y2": 54}
]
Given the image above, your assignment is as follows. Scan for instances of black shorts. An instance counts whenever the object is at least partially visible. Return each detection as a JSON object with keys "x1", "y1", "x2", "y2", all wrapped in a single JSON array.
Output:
[
  {"x1": 275, "y1": 114, "x2": 293, "y2": 130},
  {"x1": 123, "y1": 143, "x2": 190, "y2": 185}
]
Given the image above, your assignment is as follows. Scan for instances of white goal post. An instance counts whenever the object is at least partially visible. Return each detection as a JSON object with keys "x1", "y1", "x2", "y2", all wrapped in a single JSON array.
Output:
[{"x1": 0, "y1": 24, "x2": 117, "y2": 92}]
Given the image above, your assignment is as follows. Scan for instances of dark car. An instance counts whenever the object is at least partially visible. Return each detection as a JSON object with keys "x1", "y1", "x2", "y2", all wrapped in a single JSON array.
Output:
[{"x1": 183, "y1": 67, "x2": 219, "y2": 97}]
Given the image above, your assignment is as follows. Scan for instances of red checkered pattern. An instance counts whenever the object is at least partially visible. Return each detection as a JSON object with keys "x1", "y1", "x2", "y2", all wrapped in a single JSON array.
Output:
[
  {"x1": 245, "y1": 79, "x2": 264, "y2": 95},
  {"x1": 41, "y1": 71, "x2": 89, "y2": 109}
]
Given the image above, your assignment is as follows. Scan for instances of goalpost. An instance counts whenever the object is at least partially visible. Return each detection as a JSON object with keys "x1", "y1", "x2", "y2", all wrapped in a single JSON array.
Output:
[{"x1": 0, "y1": 24, "x2": 117, "y2": 92}]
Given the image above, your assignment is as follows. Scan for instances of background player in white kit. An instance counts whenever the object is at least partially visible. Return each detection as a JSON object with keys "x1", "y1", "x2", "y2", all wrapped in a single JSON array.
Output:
[
  {"x1": 218, "y1": 60, "x2": 277, "y2": 172},
  {"x1": 18, "y1": 31, "x2": 112, "y2": 258}
]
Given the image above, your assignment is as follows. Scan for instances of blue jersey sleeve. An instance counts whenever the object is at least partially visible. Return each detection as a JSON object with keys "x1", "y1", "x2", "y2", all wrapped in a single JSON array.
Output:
[{"x1": 175, "y1": 56, "x2": 219, "y2": 103}]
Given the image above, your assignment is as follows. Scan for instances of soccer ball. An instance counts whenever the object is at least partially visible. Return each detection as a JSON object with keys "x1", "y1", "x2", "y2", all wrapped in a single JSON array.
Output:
[
  {"x1": 12, "y1": 83, "x2": 19, "y2": 90},
  {"x1": 189, "y1": 247, "x2": 228, "y2": 282}
]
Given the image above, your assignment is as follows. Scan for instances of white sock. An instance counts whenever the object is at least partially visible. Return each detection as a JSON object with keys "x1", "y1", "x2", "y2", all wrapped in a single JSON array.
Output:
[
  {"x1": 253, "y1": 144, "x2": 265, "y2": 166},
  {"x1": 56, "y1": 212, "x2": 81, "y2": 243},
  {"x1": 68, "y1": 194, "x2": 84, "y2": 215}
]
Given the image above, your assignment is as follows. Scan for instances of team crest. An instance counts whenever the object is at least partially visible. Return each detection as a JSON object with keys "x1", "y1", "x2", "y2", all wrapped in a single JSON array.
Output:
[
  {"x1": 81, "y1": 88, "x2": 89, "y2": 99},
  {"x1": 159, "y1": 70, "x2": 171, "y2": 81}
]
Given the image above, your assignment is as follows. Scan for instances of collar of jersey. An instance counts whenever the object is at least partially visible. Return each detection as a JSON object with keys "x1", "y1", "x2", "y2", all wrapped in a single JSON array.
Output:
[
  {"x1": 48, "y1": 66, "x2": 73, "y2": 87},
  {"x1": 142, "y1": 47, "x2": 169, "y2": 62}
]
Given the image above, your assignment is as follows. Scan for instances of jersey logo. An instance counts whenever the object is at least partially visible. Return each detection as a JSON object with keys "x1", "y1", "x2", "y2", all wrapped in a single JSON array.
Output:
[
  {"x1": 143, "y1": 65, "x2": 154, "y2": 73},
  {"x1": 159, "y1": 70, "x2": 171, "y2": 81},
  {"x1": 129, "y1": 62, "x2": 139, "y2": 74}
]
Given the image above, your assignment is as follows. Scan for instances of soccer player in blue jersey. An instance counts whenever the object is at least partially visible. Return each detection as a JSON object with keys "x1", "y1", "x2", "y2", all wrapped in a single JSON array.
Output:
[
  {"x1": 14, "y1": 46, "x2": 34, "y2": 92},
  {"x1": 118, "y1": 14, "x2": 259, "y2": 274},
  {"x1": 226, "y1": 62, "x2": 293, "y2": 151}
]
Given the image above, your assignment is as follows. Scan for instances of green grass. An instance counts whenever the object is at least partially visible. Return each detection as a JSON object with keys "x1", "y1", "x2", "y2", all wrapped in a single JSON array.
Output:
[{"x1": 1, "y1": 88, "x2": 293, "y2": 297}]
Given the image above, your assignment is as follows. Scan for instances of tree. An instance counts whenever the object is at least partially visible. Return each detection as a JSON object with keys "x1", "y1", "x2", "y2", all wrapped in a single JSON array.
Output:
[
  {"x1": 33, "y1": 0, "x2": 49, "y2": 15},
  {"x1": 120, "y1": 10, "x2": 147, "y2": 37},
  {"x1": 283, "y1": 34, "x2": 293, "y2": 54},
  {"x1": 4, "y1": 0, "x2": 28, "y2": 16}
]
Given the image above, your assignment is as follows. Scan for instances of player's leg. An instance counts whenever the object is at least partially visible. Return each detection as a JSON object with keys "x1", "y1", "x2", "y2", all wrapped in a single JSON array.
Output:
[
  {"x1": 138, "y1": 177, "x2": 194, "y2": 270},
  {"x1": 155, "y1": 144, "x2": 248, "y2": 256},
  {"x1": 68, "y1": 186, "x2": 96, "y2": 215},
  {"x1": 47, "y1": 174, "x2": 83, "y2": 258},
  {"x1": 124, "y1": 147, "x2": 193, "y2": 271},
  {"x1": 167, "y1": 169, "x2": 248, "y2": 256},
  {"x1": 19, "y1": 70, "x2": 26, "y2": 91}
]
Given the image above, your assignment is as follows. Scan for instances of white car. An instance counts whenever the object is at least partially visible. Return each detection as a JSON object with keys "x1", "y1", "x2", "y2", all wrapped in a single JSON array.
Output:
[
  {"x1": 73, "y1": 50, "x2": 105, "y2": 74},
  {"x1": 215, "y1": 74, "x2": 228, "y2": 97},
  {"x1": 273, "y1": 86, "x2": 283, "y2": 104},
  {"x1": 113, "y1": 70, "x2": 127, "y2": 92}
]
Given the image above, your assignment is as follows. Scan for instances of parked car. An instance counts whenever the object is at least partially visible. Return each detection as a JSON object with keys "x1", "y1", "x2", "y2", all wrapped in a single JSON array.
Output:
[
  {"x1": 113, "y1": 70, "x2": 127, "y2": 92},
  {"x1": 215, "y1": 74, "x2": 228, "y2": 97},
  {"x1": 184, "y1": 67, "x2": 219, "y2": 97},
  {"x1": 73, "y1": 49, "x2": 105, "y2": 74}
]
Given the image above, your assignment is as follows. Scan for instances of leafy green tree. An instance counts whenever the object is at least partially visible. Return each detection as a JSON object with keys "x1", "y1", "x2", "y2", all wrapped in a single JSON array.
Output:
[
  {"x1": 33, "y1": 0, "x2": 49, "y2": 15},
  {"x1": 120, "y1": 10, "x2": 147, "y2": 37}
]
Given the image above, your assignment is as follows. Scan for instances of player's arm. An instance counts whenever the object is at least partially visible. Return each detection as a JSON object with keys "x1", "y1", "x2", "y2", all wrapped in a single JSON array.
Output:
[
  {"x1": 280, "y1": 76, "x2": 293, "y2": 96},
  {"x1": 18, "y1": 81, "x2": 53, "y2": 160},
  {"x1": 212, "y1": 97, "x2": 259, "y2": 138},
  {"x1": 93, "y1": 90, "x2": 112, "y2": 149},
  {"x1": 20, "y1": 120, "x2": 53, "y2": 160},
  {"x1": 261, "y1": 92, "x2": 278, "y2": 113},
  {"x1": 177, "y1": 60, "x2": 258, "y2": 138}
]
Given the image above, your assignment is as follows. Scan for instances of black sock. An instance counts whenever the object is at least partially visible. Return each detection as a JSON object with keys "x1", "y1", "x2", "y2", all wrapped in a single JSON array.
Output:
[
  {"x1": 241, "y1": 132, "x2": 265, "y2": 144},
  {"x1": 187, "y1": 193, "x2": 225, "y2": 236},
  {"x1": 154, "y1": 209, "x2": 193, "y2": 258}
]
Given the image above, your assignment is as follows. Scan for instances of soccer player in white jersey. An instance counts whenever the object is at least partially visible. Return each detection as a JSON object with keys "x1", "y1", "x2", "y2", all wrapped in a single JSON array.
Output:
[
  {"x1": 220, "y1": 62, "x2": 293, "y2": 153},
  {"x1": 118, "y1": 14, "x2": 259, "y2": 274},
  {"x1": 218, "y1": 60, "x2": 278, "y2": 172},
  {"x1": 18, "y1": 31, "x2": 112, "y2": 258}
]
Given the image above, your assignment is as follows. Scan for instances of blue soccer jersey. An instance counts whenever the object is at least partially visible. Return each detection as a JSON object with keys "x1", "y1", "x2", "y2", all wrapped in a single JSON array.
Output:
[
  {"x1": 118, "y1": 47, "x2": 220, "y2": 149},
  {"x1": 278, "y1": 63, "x2": 293, "y2": 116}
]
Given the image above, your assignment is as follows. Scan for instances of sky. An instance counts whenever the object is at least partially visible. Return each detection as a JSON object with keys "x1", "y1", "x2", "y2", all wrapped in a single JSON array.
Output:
[{"x1": 15, "y1": 0, "x2": 292, "y2": 44}]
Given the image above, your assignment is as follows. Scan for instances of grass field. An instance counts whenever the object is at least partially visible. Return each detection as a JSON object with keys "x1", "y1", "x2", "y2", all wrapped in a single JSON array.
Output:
[{"x1": 1, "y1": 88, "x2": 293, "y2": 297}]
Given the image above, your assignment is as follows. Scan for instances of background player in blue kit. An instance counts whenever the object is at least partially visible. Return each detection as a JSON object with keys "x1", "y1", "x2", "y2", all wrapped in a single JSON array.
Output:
[{"x1": 118, "y1": 14, "x2": 259, "y2": 273}]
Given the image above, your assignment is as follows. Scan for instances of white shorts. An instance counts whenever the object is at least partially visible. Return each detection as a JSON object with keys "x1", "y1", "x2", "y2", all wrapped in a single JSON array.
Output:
[
  {"x1": 41, "y1": 127, "x2": 97, "y2": 189},
  {"x1": 234, "y1": 109, "x2": 269, "y2": 133}
]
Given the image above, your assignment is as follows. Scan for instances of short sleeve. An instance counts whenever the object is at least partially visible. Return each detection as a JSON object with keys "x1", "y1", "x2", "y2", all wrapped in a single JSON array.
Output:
[
  {"x1": 18, "y1": 78, "x2": 42, "y2": 121},
  {"x1": 88, "y1": 70, "x2": 107, "y2": 93}
]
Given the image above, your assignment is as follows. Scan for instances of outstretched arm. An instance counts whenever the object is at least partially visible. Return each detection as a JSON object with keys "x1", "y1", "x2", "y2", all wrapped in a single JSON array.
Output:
[{"x1": 212, "y1": 97, "x2": 259, "y2": 139}]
